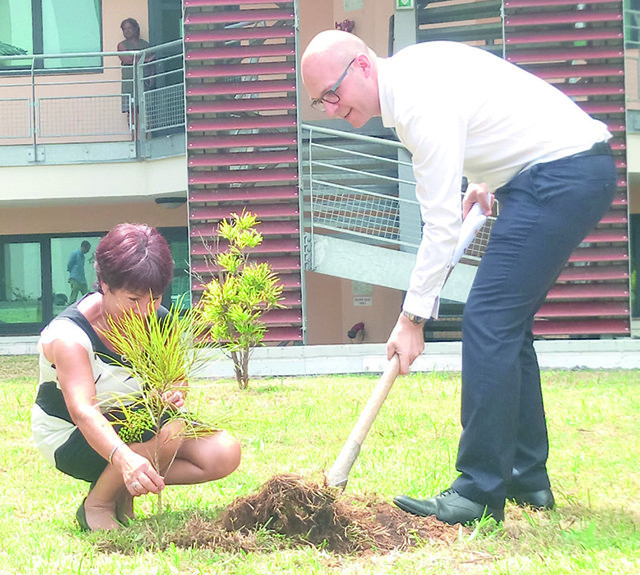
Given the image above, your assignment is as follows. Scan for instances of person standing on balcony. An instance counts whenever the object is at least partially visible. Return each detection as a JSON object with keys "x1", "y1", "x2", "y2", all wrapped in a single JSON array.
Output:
[
  {"x1": 67, "y1": 240, "x2": 91, "y2": 303},
  {"x1": 301, "y1": 31, "x2": 617, "y2": 526},
  {"x1": 117, "y1": 18, "x2": 153, "y2": 131}
]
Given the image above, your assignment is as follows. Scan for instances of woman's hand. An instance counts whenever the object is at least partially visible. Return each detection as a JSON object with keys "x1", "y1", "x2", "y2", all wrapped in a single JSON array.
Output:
[
  {"x1": 161, "y1": 389, "x2": 185, "y2": 409},
  {"x1": 462, "y1": 182, "x2": 494, "y2": 219},
  {"x1": 161, "y1": 378, "x2": 187, "y2": 408},
  {"x1": 112, "y1": 446, "x2": 165, "y2": 496}
]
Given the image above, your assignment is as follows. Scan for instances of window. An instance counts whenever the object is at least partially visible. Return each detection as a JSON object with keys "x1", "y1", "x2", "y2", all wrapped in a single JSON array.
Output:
[
  {"x1": 51, "y1": 236, "x2": 101, "y2": 313},
  {"x1": 0, "y1": 228, "x2": 190, "y2": 335},
  {"x1": 159, "y1": 228, "x2": 191, "y2": 311},
  {"x1": 0, "y1": 241, "x2": 43, "y2": 327},
  {"x1": 0, "y1": 0, "x2": 102, "y2": 69},
  {"x1": 0, "y1": 1, "x2": 33, "y2": 57}
]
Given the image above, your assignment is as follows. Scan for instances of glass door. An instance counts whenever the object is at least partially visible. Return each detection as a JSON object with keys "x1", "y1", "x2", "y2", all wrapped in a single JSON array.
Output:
[
  {"x1": 0, "y1": 240, "x2": 43, "y2": 331},
  {"x1": 51, "y1": 236, "x2": 101, "y2": 316}
]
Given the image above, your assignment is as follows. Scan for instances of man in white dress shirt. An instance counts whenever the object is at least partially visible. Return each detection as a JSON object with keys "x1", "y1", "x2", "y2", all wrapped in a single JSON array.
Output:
[{"x1": 301, "y1": 31, "x2": 617, "y2": 525}]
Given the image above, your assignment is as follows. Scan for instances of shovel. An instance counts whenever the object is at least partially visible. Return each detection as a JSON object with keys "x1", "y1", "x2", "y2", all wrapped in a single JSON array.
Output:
[
  {"x1": 327, "y1": 204, "x2": 489, "y2": 488},
  {"x1": 326, "y1": 354, "x2": 400, "y2": 488}
]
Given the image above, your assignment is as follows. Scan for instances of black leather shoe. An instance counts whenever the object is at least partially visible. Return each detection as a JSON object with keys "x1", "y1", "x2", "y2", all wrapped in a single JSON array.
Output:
[
  {"x1": 506, "y1": 488, "x2": 555, "y2": 510},
  {"x1": 393, "y1": 489, "x2": 504, "y2": 525}
]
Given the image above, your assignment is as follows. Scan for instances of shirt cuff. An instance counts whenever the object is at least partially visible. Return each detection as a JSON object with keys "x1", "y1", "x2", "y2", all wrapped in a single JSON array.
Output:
[{"x1": 402, "y1": 292, "x2": 440, "y2": 321}]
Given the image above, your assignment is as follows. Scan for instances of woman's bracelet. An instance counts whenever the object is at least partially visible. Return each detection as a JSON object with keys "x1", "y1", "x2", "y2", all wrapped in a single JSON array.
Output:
[{"x1": 108, "y1": 441, "x2": 125, "y2": 465}]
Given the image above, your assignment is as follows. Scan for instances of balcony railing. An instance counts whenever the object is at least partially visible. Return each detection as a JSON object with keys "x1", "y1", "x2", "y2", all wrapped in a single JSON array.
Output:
[
  {"x1": 302, "y1": 123, "x2": 421, "y2": 250},
  {"x1": 301, "y1": 123, "x2": 495, "y2": 271},
  {"x1": 0, "y1": 39, "x2": 185, "y2": 162}
]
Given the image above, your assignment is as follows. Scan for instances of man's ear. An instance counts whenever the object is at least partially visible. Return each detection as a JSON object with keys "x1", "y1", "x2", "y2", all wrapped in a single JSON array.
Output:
[{"x1": 354, "y1": 53, "x2": 372, "y2": 77}]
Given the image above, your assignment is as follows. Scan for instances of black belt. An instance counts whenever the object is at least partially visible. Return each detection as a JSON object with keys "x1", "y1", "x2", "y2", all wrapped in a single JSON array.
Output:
[{"x1": 571, "y1": 141, "x2": 612, "y2": 159}]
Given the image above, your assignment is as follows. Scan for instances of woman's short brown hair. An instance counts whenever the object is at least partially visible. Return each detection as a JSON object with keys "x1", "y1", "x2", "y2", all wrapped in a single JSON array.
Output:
[{"x1": 94, "y1": 223, "x2": 174, "y2": 297}]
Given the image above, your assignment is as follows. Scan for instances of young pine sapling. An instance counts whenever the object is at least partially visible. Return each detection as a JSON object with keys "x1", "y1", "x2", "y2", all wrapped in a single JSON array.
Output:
[
  {"x1": 102, "y1": 298, "x2": 219, "y2": 521},
  {"x1": 198, "y1": 211, "x2": 284, "y2": 389}
]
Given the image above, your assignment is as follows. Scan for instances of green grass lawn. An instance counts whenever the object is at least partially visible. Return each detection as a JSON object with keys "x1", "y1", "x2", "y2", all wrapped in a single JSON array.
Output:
[{"x1": 0, "y1": 355, "x2": 638, "y2": 574}]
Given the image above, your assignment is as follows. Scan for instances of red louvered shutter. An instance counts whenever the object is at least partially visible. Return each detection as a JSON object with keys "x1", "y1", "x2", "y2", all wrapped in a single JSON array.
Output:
[
  {"x1": 183, "y1": 0, "x2": 303, "y2": 344},
  {"x1": 503, "y1": 0, "x2": 630, "y2": 337},
  {"x1": 416, "y1": 0, "x2": 630, "y2": 338}
]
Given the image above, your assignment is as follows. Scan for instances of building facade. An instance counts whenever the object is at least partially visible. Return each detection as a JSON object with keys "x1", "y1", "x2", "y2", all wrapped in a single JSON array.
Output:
[{"x1": 0, "y1": 0, "x2": 637, "y2": 344}]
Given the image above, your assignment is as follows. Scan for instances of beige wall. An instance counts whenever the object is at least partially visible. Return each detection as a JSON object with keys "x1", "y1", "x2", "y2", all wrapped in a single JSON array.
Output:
[
  {"x1": 0, "y1": 200, "x2": 186, "y2": 236},
  {"x1": 297, "y1": 0, "x2": 394, "y2": 122},
  {"x1": 106, "y1": 1, "x2": 151, "y2": 53},
  {"x1": 298, "y1": 0, "x2": 393, "y2": 58},
  {"x1": 331, "y1": 0, "x2": 393, "y2": 57},
  {"x1": 299, "y1": 0, "x2": 402, "y2": 344},
  {"x1": 1, "y1": 155, "x2": 187, "y2": 203},
  {"x1": 305, "y1": 272, "x2": 403, "y2": 345},
  {"x1": 297, "y1": 1, "x2": 335, "y2": 122}
]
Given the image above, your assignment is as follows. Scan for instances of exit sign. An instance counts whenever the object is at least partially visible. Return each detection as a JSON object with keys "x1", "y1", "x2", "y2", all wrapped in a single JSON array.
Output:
[{"x1": 396, "y1": 0, "x2": 414, "y2": 9}]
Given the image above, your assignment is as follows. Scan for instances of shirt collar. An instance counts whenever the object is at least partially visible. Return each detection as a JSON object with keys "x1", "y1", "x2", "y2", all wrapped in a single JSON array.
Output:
[{"x1": 377, "y1": 57, "x2": 394, "y2": 129}]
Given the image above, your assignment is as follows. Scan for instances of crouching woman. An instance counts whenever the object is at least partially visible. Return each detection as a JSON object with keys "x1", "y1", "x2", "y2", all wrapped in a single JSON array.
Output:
[{"x1": 31, "y1": 223, "x2": 241, "y2": 531}]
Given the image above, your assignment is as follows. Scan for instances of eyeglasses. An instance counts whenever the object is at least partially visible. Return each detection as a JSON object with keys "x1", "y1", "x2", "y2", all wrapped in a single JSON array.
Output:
[{"x1": 310, "y1": 58, "x2": 356, "y2": 112}]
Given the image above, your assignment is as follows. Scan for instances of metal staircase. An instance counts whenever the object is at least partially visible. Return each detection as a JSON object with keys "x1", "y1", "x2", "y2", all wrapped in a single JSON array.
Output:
[
  {"x1": 183, "y1": 0, "x2": 303, "y2": 343},
  {"x1": 302, "y1": 123, "x2": 494, "y2": 342},
  {"x1": 416, "y1": 0, "x2": 630, "y2": 338}
]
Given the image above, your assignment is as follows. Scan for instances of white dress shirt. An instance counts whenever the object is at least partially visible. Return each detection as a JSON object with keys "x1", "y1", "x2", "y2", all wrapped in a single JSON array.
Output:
[{"x1": 378, "y1": 41, "x2": 611, "y2": 319}]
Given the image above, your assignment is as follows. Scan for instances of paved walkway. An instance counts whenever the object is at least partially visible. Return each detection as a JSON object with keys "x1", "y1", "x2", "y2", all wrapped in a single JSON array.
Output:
[{"x1": 2, "y1": 337, "x2": 638, "y2": 376}]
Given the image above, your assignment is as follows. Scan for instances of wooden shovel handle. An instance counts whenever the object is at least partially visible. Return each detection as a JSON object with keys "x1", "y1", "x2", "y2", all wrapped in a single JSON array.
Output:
[{"x1": 327, "y1": 355, "x2": 401, "y2": 488}]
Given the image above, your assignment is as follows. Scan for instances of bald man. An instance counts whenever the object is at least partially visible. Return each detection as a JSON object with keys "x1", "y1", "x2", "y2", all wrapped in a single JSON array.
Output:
[{"x1": 301, "y1": 31, "x2": 617, "y2": 526}]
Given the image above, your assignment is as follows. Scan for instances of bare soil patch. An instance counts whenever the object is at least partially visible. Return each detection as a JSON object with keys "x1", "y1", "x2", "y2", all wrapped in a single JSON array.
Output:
[
  {"x1": 0, "y1": 355, "x2": 38, "y2": 380},
  {"x1": 169, "y1": 474, "x2": 464, "y2": 554}
]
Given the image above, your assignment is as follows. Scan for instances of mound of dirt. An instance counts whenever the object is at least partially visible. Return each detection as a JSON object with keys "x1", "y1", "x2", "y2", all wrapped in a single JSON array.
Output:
[{"x1": 170, "y1": 474, "x2": 464, "y2": 554}]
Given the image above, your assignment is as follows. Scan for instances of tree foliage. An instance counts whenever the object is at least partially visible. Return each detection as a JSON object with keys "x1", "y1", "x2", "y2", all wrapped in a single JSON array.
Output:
[{"x1": 198, "y1": 211, "x2": 284, "y2": 389}]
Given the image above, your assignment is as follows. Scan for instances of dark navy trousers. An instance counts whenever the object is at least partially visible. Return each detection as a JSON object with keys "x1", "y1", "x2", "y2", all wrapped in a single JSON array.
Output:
[{"x1": 451, "y1": 150, "x2": 617, "y2": 509}]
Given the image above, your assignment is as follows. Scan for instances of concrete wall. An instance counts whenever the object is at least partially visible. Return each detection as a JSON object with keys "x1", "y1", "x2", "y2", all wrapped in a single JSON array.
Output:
[
  {"x1": 1, "y1": 154, "x2": 187, "y2": 206},
  {"x1": 305, "y1": 271, "x2": 403, "y2": 344},
  {"x1": 0, "y1": 152, "x2": 187, "y2": 236},
  {"x1": 0, "y1": 197, "x2": 186, "y2": 236}
]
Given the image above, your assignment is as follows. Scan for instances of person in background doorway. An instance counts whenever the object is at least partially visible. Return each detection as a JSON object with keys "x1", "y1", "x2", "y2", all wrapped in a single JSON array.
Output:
[{"x1": 67, "y1": 240, "x2": 91, "y2": 303}]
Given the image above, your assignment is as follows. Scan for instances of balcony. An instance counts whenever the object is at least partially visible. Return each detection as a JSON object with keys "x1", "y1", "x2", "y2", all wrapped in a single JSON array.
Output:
[{"x1": 0, "y1": 39, "x2": 186, "y2": 167}]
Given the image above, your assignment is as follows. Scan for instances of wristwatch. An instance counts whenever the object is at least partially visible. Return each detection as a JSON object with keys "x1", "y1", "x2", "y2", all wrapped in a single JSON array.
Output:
[{"x1": 402, "y1": 310, "x2": 427, "y2": 325}]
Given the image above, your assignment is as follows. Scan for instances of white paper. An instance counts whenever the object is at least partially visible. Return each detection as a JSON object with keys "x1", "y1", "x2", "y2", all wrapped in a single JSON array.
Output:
[{"x1": 452, "y1": 203, "x2": 487, "y2": 265}]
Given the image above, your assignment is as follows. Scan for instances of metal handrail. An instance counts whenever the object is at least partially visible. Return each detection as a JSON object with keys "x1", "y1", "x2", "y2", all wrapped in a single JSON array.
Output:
[
  {"x1": 0, "y1": 39, "x2": 183, "y2": 66},
  {"x1": 300, "y1": 123, "x2": 423, "y2": 269},
  {"x1": 300, "y1": 123, "x2": 495, "y2": 268},
  {"x1": 302, "y1": 123, "x2": 406, "y2": 148},
  {"x1": 0, "y1": 39, "x2": 185, "y2": 157}
]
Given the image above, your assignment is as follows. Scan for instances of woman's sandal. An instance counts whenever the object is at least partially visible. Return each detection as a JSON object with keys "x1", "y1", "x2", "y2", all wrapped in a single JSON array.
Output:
[
  {"x1": 76, "y1": 498, "x2": 91, "y2": 531},
  {"x1": 78, "y1": 482, "x2": 127, "y2": 530},
  {"x1": 77, "y1": 497, "x2": 129, "y2": 530}
]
